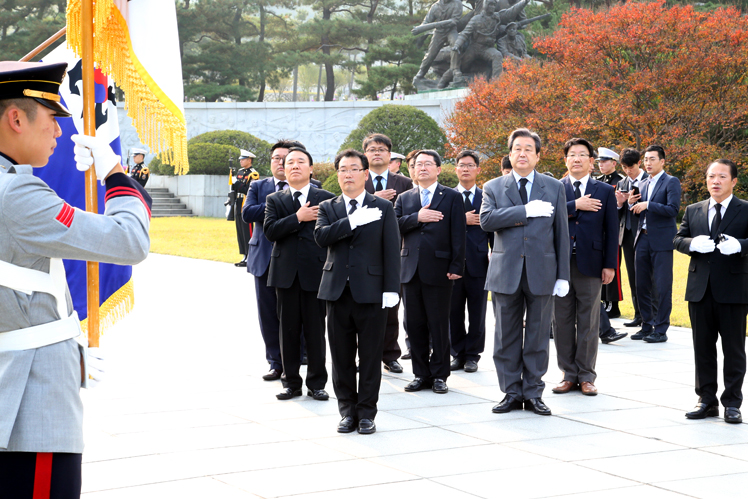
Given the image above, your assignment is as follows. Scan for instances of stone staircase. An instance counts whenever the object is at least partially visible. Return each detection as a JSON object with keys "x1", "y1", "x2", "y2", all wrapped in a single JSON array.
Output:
[{"x1": 146, "y1": 187, "x2": 194, "y2": 217}]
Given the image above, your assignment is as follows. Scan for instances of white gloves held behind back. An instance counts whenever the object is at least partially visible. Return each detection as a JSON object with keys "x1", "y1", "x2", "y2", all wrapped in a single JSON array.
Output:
[{"x1": 71, "y1": 134, "x2": 121, "y2": 181}]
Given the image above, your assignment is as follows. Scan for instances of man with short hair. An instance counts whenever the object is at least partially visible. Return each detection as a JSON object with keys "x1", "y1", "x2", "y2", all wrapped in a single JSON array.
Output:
[
  {"x1": 614, "y1": 148, "x2": 649, "y2": 328},
  {"x1": 501, "y1": 155, "x2": 513, "y2": 176},
  {"x1": 264, "y1": 147, "x2": 335, "y2": 400},
  {"x1": 450, "y1": 150, "x2": 491, "y2": 373},
  {"x1": 243, "y1": 139, "x2": 303, "y2": 381},
  {"x1": 628, "y1": 145, "x2": 681, "y2": 343},
  {"x1": 0, "y1": 60, "x2": 151, "y2": 497},
  {"x1": 389, "y1": 152, "x2": 405, "y2": 175},
  {"x1": 232, "y1": 149, "x2": 256, "y2": 267},
  {"x1": 315, "y1": 149, "x2": 401, "y2": 434},
  {"x1": 552, "y1": 138, "x2": 618, "y2": 396},
  {"x1": 674, "y1": 159, "x2": 748, "y2": 424},
  {"x1": 363, "y1": 133, "x2": 413, "y2": 373},
  {"x1": 396, "y1": 150, "x2": 466, "y2": 394},
  {"x1": 481, "y1": 128, "x2": 570, "y2": 416},
  {"x1": 406, "y1": 150, "x2": 420, "y2": 188},
  {"x1": 129, "y1": 147, "x2": 149, "y2": 187}
]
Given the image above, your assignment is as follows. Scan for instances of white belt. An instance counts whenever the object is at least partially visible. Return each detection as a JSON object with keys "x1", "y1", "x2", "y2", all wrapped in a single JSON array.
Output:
[{"x1": 0, "y1": 258, "x2": 82, "y2": 352}]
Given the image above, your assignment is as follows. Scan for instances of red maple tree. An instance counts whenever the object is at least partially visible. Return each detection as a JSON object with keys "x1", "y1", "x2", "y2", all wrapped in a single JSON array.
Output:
[{"x1": 445, "y1": 1, "x2": 748, "y2": 201}]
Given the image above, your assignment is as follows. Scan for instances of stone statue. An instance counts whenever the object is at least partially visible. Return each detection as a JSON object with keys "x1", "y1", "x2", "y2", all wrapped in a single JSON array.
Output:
[
  {"x1": 411, "y1": 0, "x2": 463, "y2": 86},
  {"x1": 498, "y1": 22, "x2": 531, "y2": 60}
]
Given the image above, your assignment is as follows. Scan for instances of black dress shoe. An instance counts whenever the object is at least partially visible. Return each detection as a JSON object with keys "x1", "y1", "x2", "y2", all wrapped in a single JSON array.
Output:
[
  {"x1": 623, "y1": 318, "x2": 642, "y2": 327},
  {"x1": 600, "y1": 331, "x2": 628, "y2": 344},
  {"x1": 685, "y1": 403, "x2": 719, "y2": 419},
  {"x1": 607, "y1": 303, "x2": 621, "y2": 319},
  {"x1": 464, "y1": 360, "x2": 478, "y2": 373},
  {"x1": 631, "y1": 329, "x2": 651, "y2": 340},
  {"x1": 337, "y1": 416, "x2": 357, "y2": 433},
  {"x1": 262, "y1": 368, "x2": 282, "y2": 381},
  {"x1": 432, "y1": 378, "x2": 448, "y2": 394},
  {"x1": 276, "y1": 388, "x2": 302, "y2": 400},
  {"x1": 492, "y1": 395, "x2": 523, "y2": 413},
  {"x1": 725, "y1": 407, "x2": 743, "y2": 424},
  {"x1": 308, "y1": 389, "x2": 329, "y2": 401},
  {"x1": 450, "y1": 358, "x2": 465, "y2": 371},
  {"x1": 524, "y1": 397, "x2": 552, "y2": 416},
  {"x1": 234, "y1": 260, "x2": 247, "y2": 267},
  {"x1": 384, "y1": 360, "x2": 403, "y2": 373},
  {"x1": 401, "y1": 351, "x2": 412, "y2": 360},
  {"x1": 643, "y1": 332, "x2": 668, "y2": 343},
  {"x1": 404, "y1": 377, "x2": 431, "y2": 392},
  {"x1": 358, "y1": 418, "x2": 376, "y2": 434}
]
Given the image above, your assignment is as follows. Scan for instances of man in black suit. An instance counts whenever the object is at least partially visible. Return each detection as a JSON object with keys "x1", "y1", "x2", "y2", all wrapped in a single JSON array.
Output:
[
  {"x1": 395, "y1": 150, "x2": 466, "y2": 394},
  {"x1": 552, "y1": 138, "x2": 618, "y2": 397},
  {"x1": 243, "y1": 139, "x2": 304, "y2": 381},
  {"x1": 315, "y1": 149, "x2": 401, "y2": 434},
  {"x1": 450, "y1": 150, "x2": 491, "y2": 373},
  {"x1": 264, "y1": 147, "x2": 335, "y2": 400},
  {"x1": 363, "y1": 133, "x2": 413, "y2": 374},
  {"x1": 614, "y1": 148, "x2": 650, "y2": 329},
  {"x1": 628, "y1": 145, "x2": 681, "y2": 343},
  {"x1": 674, "y1": 159, "x2": 748, "y2": 424}
]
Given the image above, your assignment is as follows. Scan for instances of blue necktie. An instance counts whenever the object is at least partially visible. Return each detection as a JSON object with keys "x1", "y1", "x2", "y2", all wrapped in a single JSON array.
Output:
[{"x1": 422, "y1": 189, "x2": 430, "y2": 207}]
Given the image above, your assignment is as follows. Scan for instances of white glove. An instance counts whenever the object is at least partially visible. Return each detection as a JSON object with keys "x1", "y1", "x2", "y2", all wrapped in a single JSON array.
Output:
[
  {"x1": 552, "y1": 279, "x2": 569, "y2": 297},
  {"x1": 382, "y1": 292, "x2": 400, "y2": 309},
  {"x1": 349, "y1": 206, "x2": 382, "y2": 230},
  {"x1": 689, "y1": 235, "x2": 716, "y2": 254},
  {"x1": 71, "y1": 134, "x2": 121, "y2": 181},
  {"x1": 87, "y1": 346, "x2": 105, "y2": 388},
  {"x1": 717, "y1": 234, "x2": 742, "y2": 255},
  {"x1": 525, "y1": 199, "x2": 554, "y2": 218}
]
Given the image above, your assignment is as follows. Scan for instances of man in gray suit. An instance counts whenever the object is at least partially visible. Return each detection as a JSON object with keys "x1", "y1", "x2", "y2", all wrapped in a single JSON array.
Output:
[{"x1": 480, "y1": 128, "x2": 570, "y2": 416}]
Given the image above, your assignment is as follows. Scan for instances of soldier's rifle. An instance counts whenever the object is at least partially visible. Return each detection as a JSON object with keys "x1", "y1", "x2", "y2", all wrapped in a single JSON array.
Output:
[{"x1": 412, "y1": 18, "x2": 458, "y2": 36}]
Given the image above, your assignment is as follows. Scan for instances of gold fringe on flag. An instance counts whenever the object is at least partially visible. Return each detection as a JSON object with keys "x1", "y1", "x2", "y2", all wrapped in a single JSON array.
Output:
[
  {"x1": 80, "y1": 277, "x2": 135, "y2": 336},
  {"x1": 67, "y1": 0, "x2": 189, "y2": 174}
]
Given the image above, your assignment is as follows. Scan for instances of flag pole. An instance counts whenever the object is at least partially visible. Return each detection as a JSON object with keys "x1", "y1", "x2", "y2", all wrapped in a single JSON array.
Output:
[
  {"x1": 82, "y1": 0, "x2": 101, "y2": 348},
  {"x1": 19, "y1": 27, "x2": 67, "y2": 62}
]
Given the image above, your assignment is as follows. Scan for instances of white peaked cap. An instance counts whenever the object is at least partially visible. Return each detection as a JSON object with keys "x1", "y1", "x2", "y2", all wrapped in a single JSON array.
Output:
[
  {"x1": 239, "y1": 149, "x2": 256, "y2": 159},
  {"x1": 597, "y1": 147, "x2": 619, "y2": 162}
]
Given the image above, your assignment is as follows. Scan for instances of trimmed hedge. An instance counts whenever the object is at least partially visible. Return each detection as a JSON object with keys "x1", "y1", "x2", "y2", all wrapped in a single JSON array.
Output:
[
  {"x1": 339, "y1": 105, "x2": 446, "y2": 157},
  {"x1": 322, "y1": 173, "x2": 342, "y2": 196},
  {"x1": 313, "y1": 162, "x2": 336, "y2": 185},
  {"x1": 437, "y1": 164, "x2": 458, "y2": 188}
]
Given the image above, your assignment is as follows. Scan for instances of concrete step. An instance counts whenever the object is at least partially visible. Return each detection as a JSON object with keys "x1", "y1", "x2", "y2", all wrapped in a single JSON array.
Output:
[
  {"x1": 146, "y1": 188, "x2": 169, "y2": 193},
  {"x1": 152, "y1": 198, "x2": 182, "y2": 205},
  {"x1": 150, "y1": 192, "x2": 175, "y2": 199},
  {"x1": 147, "y1": 186, "x2": 194, "y2": 217},
  {"x1": 152, "y1": 209, "x2": 195, "y2": 217},
  {"x1": 153, "y1": 203, "x2": 187, "y2": 210}
]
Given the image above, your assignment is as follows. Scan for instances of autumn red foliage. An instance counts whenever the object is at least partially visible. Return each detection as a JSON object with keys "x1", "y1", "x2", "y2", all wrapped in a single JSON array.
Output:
[{"x1": 445, "y1": 1, "x2": 748, "y2": 201}]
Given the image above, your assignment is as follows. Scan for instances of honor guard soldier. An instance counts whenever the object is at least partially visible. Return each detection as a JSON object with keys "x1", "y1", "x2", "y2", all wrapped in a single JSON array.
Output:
[
  {"x1": 595, "y1": 147, "x2": 624, "y2": 319},
  {"x1": 0, "y1": 61, "x2": 151, "y2": 498},
  {"x1": 128, "y1": 147, "x2": 150, "y2": 187},
  {"x1": 232, "y1": 149, "x2": 258, "y2": 267}
]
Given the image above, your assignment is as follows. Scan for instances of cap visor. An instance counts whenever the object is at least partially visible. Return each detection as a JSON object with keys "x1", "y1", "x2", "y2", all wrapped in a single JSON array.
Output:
[{"x1": 35, "y1": 97, "x2": 71, "y2": 118}]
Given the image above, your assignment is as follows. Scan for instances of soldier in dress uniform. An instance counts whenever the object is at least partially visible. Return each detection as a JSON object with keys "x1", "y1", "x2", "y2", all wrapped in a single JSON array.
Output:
[
  {"x1": 389, "y1": 152, "x2": 406, "y2": 175},
  {"x1": 0, "y1": 61, "x2": 151, "y2": 498},
  {"x1": 595, "y1": 147, "x2": 624, "y2": 319},
  {"x1": 128, "y1": 147, "x2": 149, "y2": 187},
  {"x1": 232, "y1": 149, "x2": 257, "y2": 267}
]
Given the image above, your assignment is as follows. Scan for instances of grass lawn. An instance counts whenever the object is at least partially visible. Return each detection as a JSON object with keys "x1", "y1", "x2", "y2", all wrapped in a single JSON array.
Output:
[{"x1": 149, "y1": 216, "x2": 693, "y2": 328}]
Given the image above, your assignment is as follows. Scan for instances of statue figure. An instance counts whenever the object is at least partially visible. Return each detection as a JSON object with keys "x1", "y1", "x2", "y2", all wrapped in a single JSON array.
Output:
[
  {"x1": 498, "y1": 22, "x2": 531, "y2": 60},
  {"x1": 411, "y1": 0, "x2": 463, "y2": 86}
]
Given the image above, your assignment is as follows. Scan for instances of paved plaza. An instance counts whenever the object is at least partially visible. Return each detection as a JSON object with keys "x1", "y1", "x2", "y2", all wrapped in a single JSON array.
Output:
[{"x1": 80, "y1": 253, "x2": 748, "y2": 498}]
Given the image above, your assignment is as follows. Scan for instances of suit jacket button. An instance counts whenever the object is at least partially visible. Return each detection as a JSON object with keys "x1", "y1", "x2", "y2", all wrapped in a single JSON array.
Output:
[
  {"x1": 346, "y1": 265, "x2": 349, "y2": 268},
  {"x1": 350, "y1": 245, "x2": 354, "y2": 249},
  {"x1": 524, "y1": 237, "x2": 528, "y2": 241},
  {"x1": 521, "y1": 254, "x2": 524, "y2": 258},
  {"x1": 576, "y1": 221, "x2": 579, "y2": 225},
  {"x1": 298, "y1": 236, "x2": 303, "y2": 240}
]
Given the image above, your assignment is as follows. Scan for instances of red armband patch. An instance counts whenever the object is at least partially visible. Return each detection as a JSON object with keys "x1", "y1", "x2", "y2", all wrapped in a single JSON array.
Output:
[{"x1": 55, "y1": 202, "x2": 75, "y2": 228}]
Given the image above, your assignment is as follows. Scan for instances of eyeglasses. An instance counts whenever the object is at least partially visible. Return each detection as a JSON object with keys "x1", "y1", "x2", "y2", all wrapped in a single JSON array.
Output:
[
  {"x1": 567, "y1": 154, "x2": 590, "y2": 159},
  {"x1": 415, "y1": 162, "x2": 436, "y2": 168},
  {"x1": 365, "y1": 148, "x2": 389, "y2": 154},
  {"x1": 271, "y1": 155, "x2": 284, "y2": 162},
  {"x1": 456, "y1": 163, "x2": 478, "y2": 169},
  {"x1": 337, "y1": 168, "x2": 364, "y2": 175}
]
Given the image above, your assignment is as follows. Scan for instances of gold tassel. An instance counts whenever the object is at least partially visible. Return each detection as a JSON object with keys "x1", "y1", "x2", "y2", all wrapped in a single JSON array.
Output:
[
  {"x1": 80, "y1": 277, "x2": 135, "y2": 336},
  {"x1": 66, "y1": 0, "x2": 189, "y2": 174}
]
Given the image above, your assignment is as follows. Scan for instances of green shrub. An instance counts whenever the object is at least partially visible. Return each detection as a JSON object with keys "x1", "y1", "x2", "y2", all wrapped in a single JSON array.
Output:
[
  {"x1": 313, "y1": 162, "x2": 336, "y2": 185},
  {"x1": 322, "y1": 173, "x2": 342, "y2": 196},
  {"x1": 438, "y1": 163, "x2": 458, "y2": 188},
  {"x1": 339, "y1": 105, "x2": 446, "y2": 157}
]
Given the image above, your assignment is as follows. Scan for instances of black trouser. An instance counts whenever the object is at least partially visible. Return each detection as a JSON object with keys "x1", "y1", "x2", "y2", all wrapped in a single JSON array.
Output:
[
  {"x1": 327, "y1": 285, "x2": 387, "y2": 421},
  {"x1": 402, "y1": 274, "x2": 453, "y2": 380},
  {"x1": 235, "y1": 199, "x2": 250, "y2": 256},
  {"x1": 0, "y1": 452, "x2": 81, "y2": 499},
  {"x1": 635, "y1": 234, "x2": 672, "y2": 334},
  {"x1": 449, "y1": 272, "x2": 487, "y2": 362},
  {"x1": 382, "y1": 300, "x2": 402, "y2": 363},
  {"x1": 254, "y1": 270, "x2": 282, "y2": 372},
  {"x1": 276, "y1": 276, "x2": 327, "y2": 391},
  {"x1": 689, "y1": 282, "x2": 748, "y2": 408}
]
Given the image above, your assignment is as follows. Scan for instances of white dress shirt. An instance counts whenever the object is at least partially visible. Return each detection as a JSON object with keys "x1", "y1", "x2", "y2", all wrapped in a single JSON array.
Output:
[
  {"x1": 512, "y1": 169, "x2": 535, "y2": 200},
  {"x1": 369, "y1": 169, "x2": 389, "y2": 189},
  {"x1": 342, "y1": 191, "x2": 367, "y2": 214},
  {"x1": 457, "y1": 184, "x2": 477, "y2": 206},
  {"x1": 709, "y1": 194, "x2": 732, "y2": 232},
  {"x1": 289, "y1": 183, "x2": 311, "y2": 207}
]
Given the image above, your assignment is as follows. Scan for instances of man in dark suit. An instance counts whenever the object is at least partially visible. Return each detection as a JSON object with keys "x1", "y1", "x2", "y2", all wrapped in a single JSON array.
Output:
[
  {"x1": 552, "y1": 138, "x2": 618, "y2": 397},
  {"x1": 450, "y1": 150, "x2": 491, "y2": 373},
  {"x1": 264, "y1": 147, "x2": 335, "y2": 400},
  {"x1": 674, "y1": 159, "x2": 748, "y2": 424},
  {"x1": 363, "y1": 133, "x2": 413, "y2": 373},
  {"x1": 243, "y1": 139, "x2": 303, "y2": 381},
  {"x1": 395, "y1": 150, "x2": 466, "y2": 394},
  {"x1": 315, "y1": 149, "x2": 401, "y2": 434},
  {"x1": 480, "y1": 128, "x2": 570, "y2": 416},
  {"x1": 628, "y1": 145, "x2": 681, "y2": 343},
  {"x1": 614, "y1": 148, "x2": 649, "y2": 329}
]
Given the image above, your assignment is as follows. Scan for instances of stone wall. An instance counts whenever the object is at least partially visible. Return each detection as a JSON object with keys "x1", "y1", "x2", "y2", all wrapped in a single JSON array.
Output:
[{"x1": 148, "y1": 174, "x2": 228, "y2": 218}]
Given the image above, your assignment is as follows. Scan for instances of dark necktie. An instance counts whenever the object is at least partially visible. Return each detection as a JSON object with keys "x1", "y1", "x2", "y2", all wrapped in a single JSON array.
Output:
[
  {"x1": 375, "y1": 176, "x2": 384, "y2": 191},
  {"x1": 463, "y1": 191, "x2": 473, "y2": 212},
  {"x1": 711, "y1": 203, "x2": 722, "y2": 240},
  {"x1": 348, "y1": 199, "x2": 358, "y2": 215},
  {"x1": 573, "y1": 180, "x2": 582, "y2": 199},
  {"x1": 293, "y1": 191, "x2": 302, "y2": 210},
  {"x1": 518, "y1": 178, "x2": 528, "y2": 205},
  {"x1": 277, "y1": 181, "x2": 287, "y2": 191}
]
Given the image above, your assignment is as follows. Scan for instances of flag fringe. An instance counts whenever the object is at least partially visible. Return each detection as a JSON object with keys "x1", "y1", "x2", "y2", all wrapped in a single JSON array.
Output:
[
  {"x1": 67, "y1": 0, "x2": 189, "y2": 174},
  {"x1": 80, "y1": 277, "x2": 135, "y2": 336}
]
